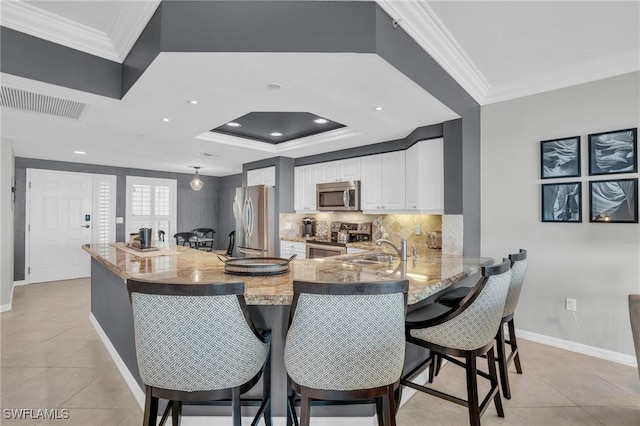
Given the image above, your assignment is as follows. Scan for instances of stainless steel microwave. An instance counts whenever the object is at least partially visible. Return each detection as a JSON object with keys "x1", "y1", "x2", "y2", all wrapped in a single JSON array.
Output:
[{"x1": 316, "y1": 181, "x2": 361, "y2": 211}]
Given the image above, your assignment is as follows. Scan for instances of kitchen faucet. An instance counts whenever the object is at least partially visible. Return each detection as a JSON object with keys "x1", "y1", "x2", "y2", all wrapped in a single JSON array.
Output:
[{"x1": 375, "y1": 236, "x2": 408, "y2": 261}]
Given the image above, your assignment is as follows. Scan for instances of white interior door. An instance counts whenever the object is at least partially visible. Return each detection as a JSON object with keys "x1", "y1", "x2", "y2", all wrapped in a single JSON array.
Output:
[{"x1": 28, "y1": 170, "x2": 93, "y2": 283}]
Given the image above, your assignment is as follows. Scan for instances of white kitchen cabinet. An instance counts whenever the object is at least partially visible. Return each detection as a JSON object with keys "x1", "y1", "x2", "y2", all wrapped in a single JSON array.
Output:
[
  {"x1": 361, "y1": 151, "x2": 405, "y2": 212},
  {"x1": 280, "y1": 241, "x2": 306, "y2": 259},
  {"x1": 294, "y1": 164, "x2": 319, "y2": 212},
  {"x1": 247, "y1": 166, "x2": 276, "y2": 187},
  {"x1": 405, "y1": 138, "x2": 444, "y2": 213},
  {"x1": 318, "y1": 158, "x2": 361, "y2": 183}
]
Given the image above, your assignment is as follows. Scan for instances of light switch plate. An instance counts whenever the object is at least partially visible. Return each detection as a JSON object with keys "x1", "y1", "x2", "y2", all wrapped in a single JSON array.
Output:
[
  {"x1": 116, "y1": 217, "x2": 124, "y2": 224},
  {"x1": 414, "y1": 225, "x2": 421, "y2": 235}
]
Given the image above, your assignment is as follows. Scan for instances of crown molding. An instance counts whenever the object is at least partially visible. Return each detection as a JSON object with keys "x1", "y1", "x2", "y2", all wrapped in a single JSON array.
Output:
[
  {"x1": 0, "y1": 0, "x2": 120, "y2": 62},
  {"x1": 195, "y1": 127, "x2": 362, "y2": 156},
  {"x1": 109, "y1": 1, "x2": 161, "y2": 60},
  {"x1": 483, "y1": 49, "x2": 640, "y2": 104},
  {"x1": 0, "y1": 0, "x2": 159, "y2": 63},
  {"x1": 376, "y1": 0, "x2": 490, "y2": 105}
]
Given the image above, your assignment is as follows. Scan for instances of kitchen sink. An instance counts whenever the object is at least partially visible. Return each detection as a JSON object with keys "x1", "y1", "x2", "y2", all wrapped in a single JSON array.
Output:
[{"x1": 343, "y1": 253, "x2": 396, "y2": 266}]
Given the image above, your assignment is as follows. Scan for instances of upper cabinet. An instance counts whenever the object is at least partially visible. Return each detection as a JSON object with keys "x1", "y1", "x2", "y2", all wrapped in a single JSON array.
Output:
[
  {"x1": 405, "y1": 139, "x2": 444, "y2": 214},
  {"x1": 361, "y1": 151, "x2": 405, "y2": 212},
  {"x1": 247, "y1": 166, "x2": 276, "y2": 187},
  {"x1": 318, "y1": 158, "x2": 361, "y2": 183},
  {"x1": 294, "y1": 164, "x2": 319, "y2": 212}
]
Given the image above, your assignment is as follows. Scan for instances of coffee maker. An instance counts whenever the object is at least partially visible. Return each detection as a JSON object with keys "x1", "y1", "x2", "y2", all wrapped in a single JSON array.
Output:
[{"x1": 302, "y1": 217, "x2": 315, "y2": 237}]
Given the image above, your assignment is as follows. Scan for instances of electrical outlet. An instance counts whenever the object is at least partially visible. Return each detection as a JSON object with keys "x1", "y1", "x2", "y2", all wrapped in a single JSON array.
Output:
[
  {"x1": 285, "y1": 222, "x2": 292, "y2": 230},
  {"x1": 414, "y1": 225, "x2": 421, "y2": 235},
  {"x1": 565, "y1": 298, "x2": 577, "y2": 312}
]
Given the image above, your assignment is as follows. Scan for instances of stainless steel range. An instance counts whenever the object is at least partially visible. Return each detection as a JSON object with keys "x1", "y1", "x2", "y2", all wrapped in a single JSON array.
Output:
[{"x1": 305, "y1": 222, "x2": 372, "y2": 259}]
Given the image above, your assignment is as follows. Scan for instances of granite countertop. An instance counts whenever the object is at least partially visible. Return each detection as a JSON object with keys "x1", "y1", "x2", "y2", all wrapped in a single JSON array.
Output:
[{"x1": 83, "y1": 243, "x2": 492, "y2": 306}]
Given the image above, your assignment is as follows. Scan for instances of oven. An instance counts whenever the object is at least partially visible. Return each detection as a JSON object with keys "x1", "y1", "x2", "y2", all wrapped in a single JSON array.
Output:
[
  {"x1": 305, "y1": 241, "x2": 347, "y2": 259},
  {"x1": 316, "y1": 181, "x2": 361, "y2": 211}
]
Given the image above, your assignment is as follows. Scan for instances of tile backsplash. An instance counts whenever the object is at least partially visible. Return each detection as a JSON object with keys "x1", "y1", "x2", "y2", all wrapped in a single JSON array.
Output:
[{"x1": 279, "y1": 212, "x2": 463, "y2": 255}]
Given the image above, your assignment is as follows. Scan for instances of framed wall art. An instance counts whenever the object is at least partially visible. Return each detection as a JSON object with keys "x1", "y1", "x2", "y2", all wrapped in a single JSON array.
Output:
[
  {"x1": 540, "y1": 136, "x2": 581, "y2": 179},
  {"x1": 541, "y1": 182, "x2": 582, "y2": 222},
  {"x1": 589, "y1": 178, "x2": 638, "y2": 223},
  {"x1": 588, "y1": 128, "x2": 637, "y2": 176}
]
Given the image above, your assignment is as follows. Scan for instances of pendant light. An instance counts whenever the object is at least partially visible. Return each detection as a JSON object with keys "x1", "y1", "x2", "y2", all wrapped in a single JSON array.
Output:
[{"x1": 190, "y1": 166, "x2": 204, "y2": 191}]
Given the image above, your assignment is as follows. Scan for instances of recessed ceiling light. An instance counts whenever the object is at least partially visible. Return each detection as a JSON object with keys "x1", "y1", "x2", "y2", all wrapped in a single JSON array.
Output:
[
  {"x1": 227, "y1": 122, "x2": 241, "y2": 127},
  {"x1": 187, "y1": 99, "x2": 199, "y2": 105},
  {"x1": 270, "y1": 132, "x2": 283, "y2": 137},
  {"x1": 374, "y1": 106, "x2": 383, "y2": 111},
  {"x1": 162, "y1": 118, "x2": 170, "y2": 122},
  {"x1": 267, "y1": 83, "x2": 282, "y2": 90},
  {"x1": 314, "y1": 118, "x2": 328, "y2": 124},
  {"x1": 73, "y1": 150, "x2": 86, "y2": 155}
]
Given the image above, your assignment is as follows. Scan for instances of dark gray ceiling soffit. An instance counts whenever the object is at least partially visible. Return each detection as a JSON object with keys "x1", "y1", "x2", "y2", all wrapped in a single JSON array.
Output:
[
  {"x1": 211, "y1": 112, "x2": 345, "y2": 144},
  {"x1": 0, "y1": 27, "x2": 122, "y2": 99}
]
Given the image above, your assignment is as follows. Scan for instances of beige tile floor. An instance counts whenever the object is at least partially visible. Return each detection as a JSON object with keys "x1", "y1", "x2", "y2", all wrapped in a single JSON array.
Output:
[{"x1": 1, "y1": 279, "x2": 639, "y2": 425}]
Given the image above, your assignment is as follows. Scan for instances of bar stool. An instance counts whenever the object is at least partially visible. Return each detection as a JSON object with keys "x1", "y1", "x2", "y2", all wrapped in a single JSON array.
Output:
[
  {"x1": 437, "y1": 249, "x2": 528, "y2": 399},
  {"x1": 127, "y1": 279, "x2": 271, "y2": 426},
  {"x1": 402, "y1": 260, "x2": 511, "y2": 426},
  {"x1": 284, "y1": 279, "x2": 409, "y2": 426}
]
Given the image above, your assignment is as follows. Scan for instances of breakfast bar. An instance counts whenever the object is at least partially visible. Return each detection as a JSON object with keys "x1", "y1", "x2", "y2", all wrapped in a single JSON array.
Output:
[{"x1": 84, "y1": 243, "x2": 492, "y2": 421}]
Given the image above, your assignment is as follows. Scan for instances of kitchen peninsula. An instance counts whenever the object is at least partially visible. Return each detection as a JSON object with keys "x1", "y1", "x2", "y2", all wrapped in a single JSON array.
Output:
[{"x1": 84, "y1": 243, "x2": 492, "y2": 420}]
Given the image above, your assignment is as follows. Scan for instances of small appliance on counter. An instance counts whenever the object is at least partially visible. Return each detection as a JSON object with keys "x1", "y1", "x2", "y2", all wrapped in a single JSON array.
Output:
[
  {"x1": 427, "y1": 231, "x2": 442, "y2": 249},
  {"x1": 302, "y1": 217, "x2": 315, "y2": 237}
]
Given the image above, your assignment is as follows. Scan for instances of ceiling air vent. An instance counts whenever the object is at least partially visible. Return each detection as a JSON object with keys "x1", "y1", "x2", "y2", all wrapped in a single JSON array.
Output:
[{"x1": 0, "y1": 87, "x2": 87, "y2": 119}]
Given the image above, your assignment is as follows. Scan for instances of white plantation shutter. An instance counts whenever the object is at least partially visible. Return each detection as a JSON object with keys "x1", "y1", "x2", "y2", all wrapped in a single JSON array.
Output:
[
  {"x1": 92, "y1": 175, "x2": 116, "y2": 244},
  {"x1": 126, "y1": 177, "x2": 177, "y2": 242}
]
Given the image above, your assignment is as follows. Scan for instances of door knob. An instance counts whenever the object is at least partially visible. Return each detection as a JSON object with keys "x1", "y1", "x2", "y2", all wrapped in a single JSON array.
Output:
[{"x1": 82, "y1": 225, "x2": 90, "y2": 228}]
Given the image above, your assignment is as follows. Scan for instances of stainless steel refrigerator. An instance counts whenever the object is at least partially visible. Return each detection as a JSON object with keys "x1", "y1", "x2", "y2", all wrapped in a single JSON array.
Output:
[{"x1": 233, "y1": 185, "x2": 275, "y2": 257}]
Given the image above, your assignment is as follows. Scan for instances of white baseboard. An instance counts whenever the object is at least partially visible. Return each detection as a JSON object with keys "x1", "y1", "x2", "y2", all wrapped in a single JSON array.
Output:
[
  {"x1": 0, "y1": 303, "x2": 11, "y2": 313},
  {"x1": 89, "y1": 313, "x2": 146, "y2": 409},
  {"x1": 13, "y1": 280, "x2": 28, "y2": 286},
  {"x1": 516, "y1": 328, "x2": 637, "y2": 367}
]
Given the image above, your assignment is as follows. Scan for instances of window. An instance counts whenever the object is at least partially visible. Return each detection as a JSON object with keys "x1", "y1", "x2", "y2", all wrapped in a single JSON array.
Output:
[
  {"x1": 93, "y1": 175, "x2": 116, "y2": 244},
  {"x1": 125, "y1": 176, "x2": 177, "y2": 243}
]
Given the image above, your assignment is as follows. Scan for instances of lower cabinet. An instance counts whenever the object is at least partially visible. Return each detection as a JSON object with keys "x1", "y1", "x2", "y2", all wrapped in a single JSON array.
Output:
[{"x1": 280, "y1": 241, "x2": 306, "y2": 259}]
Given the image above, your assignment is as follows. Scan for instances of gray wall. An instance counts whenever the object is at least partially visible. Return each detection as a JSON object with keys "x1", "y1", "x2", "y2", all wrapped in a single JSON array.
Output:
[
  {"x1": 14, "y1": 158, "x2": 220, "y2": 281},
  {"x1": 1, "y1": 140, "x2": 15, "y2": 307},
  {"x1": 481, "y1": 72, "x2": 640, "y2": 356}
]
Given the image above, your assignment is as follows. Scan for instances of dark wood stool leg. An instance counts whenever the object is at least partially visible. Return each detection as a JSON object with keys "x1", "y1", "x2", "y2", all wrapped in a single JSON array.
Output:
[
  {"x1": 508, "y1": 318, "x2": 523, "y2": 374},
  {"x1": 232, "y1": 387, "x2": 241, "y2": 426},
  {"x1": 386, "y1": 384, "x2": 397, "y2": 426},
  {"x1": 495, "y1": 322, "x2": 512, "y2": 399},
  {"x1": 263, "y1": 355, "x2": 272, "y2": 426},
  {"x1": 143, "y1": 385, "x2": 159, "y2": 426},
  {"x1": 376, "y1": 397, "x2": 384, "y2": 426},
  {"x1": 300, "y1": 390, "x2": 311, "y2": 426},
  {"x1": 487, "y1": 346, "x2": 504, "y2": 417},
  {"x1": 171, "y1": 401, "x2": 182, "y2": 426},
  {"x1": 466, "y1": 353, "x2": 481, "y2": 426}
]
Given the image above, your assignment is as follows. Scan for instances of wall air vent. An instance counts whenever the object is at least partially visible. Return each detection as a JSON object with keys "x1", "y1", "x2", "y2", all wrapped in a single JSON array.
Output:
[{"x1": 0, "y1": 87, "x2": 87, "y2": 119}]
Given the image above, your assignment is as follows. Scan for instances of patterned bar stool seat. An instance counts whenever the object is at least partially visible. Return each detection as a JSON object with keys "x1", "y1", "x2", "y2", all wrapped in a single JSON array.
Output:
[
  {"x1": 284, "y1": 280, "x2": 409, "y2": 426},
  {"x1": 402, "y1": 260, "x2": 511, "y2": 426},
  {"x1": 127, "y1": 279, "x2": 271, "y2": 426}
]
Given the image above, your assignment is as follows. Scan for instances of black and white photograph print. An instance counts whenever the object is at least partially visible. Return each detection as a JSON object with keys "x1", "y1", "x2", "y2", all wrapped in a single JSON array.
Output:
[
  {"x1": 542, "y1": 182, "x2": 582, "y2": 222},
  {"x1": 540, "y1": 136, "x2": 581, "y2": 179},
  {"x1": 588, "y1": 128, "x2": 637, "y2": 175},
  {"x1": 589, "y1": 178, "x2": 638, "y2": 223}
]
